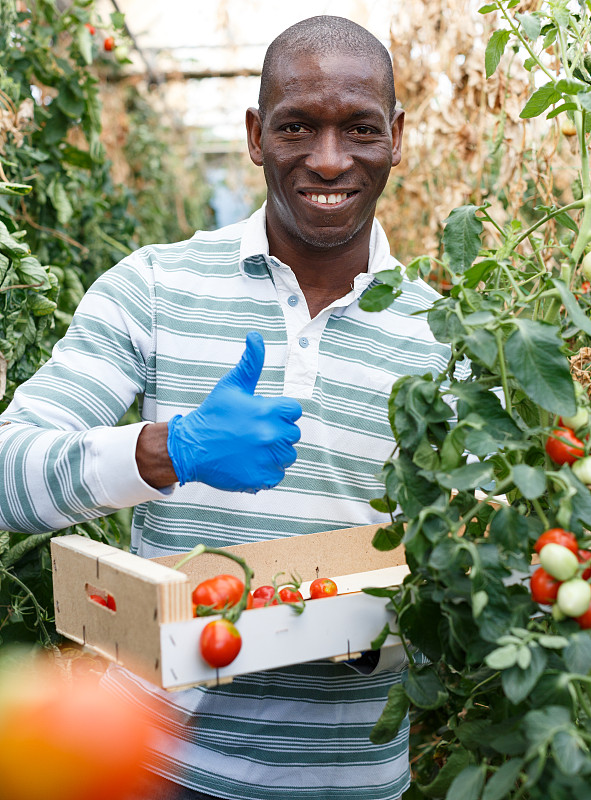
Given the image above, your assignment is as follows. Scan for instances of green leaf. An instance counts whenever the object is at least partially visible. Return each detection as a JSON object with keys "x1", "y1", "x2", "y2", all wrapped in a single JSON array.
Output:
[
  {"x1": 47, "y1": 179, "x2": 74, "y2": 227},
  {"x1": 478, "y1": 2, "x2": 497, "y2": 12},
  {"x1": 512, "y1": 464, "x2": 546, "y2": 500},
  {"x1": 405, "y1": 255, "x2": 431, "y2": 282},
  {"x1": 443, "y1": 205, "x2": 483, "y2": 273},
  {"x1": 461, "y1": 258, "x2": 498, "y2": 289},
  {"x1": 485, "y1": 29, "x2": 511, "y2": 79},
  {"x1": 16, "y1": 256, "x2": 50, "y2": 290},
  {"x1": 579, "y1": 92, "x2": 591, "y2": 112},
  {"x1": 0, "y1": 182, "x2": 32, "y2": 196},
  {"x1": 28, "y1": 295, "x2": 57, "y2": 316},
  {"x1": 515, "y1": 12, "x2": 541, "y2": 40},
  {"x1": 555, "y1": 77, "x2": 589, "y2": 95},
  {"x1": 370, "y1": 683, "x2": 409, "y2": 744},
  {"x1": 520, "y1": 84, "x2": 562, "y2": 118},
  {"x1": 376, "y1": 267, "x2": 404, "y2": 288},
  {"x1": 76, "y1": 25, "x2": 93, "y2": 65},
  {"x1": 504, "y1": 319, "x2": 576, "y2": 416},
  {"x1": 405, "y1": 665, "x2": 449, "y2": 710},
  {"x1": 445, "y1": 764, "x2": 486, "y2": 800},
  {"x1": 563, "y1": 631, "x2": 591, "y2": 674},
  {"x1": 110, "y1": 10, "x2": 126, "y2": 28},
  {"x1": 372, "y1": 523, "x2": 405, "y2": 551},
  {"x1": 359, "y1": 283, "x2": 398, "y2": 312},
  {"x1": 482, "y1": 758, "x2": 524, "y2": 800},
  {"x1": 437, "y1": 461, "x2": 494, "y2": 491},
  {"x1": 552, "y1": 729, "x2": 588, "y2": 775},
  {"x1": 486, "y1": 644, "x2": 518, "y2": 670},
  {"x1": 370, "y1": 622, "x2": 391, "y2": 649},
  {"x1": 524, "y1": 706, "x2": 571, "y2": 753},
  {"x1": 502, "y1": 644, "x2": 547, "y2": 704},
  {"x1": 61, "y1": 145, "x2": 94, "y2": 169},
  {"x1": 1, "y1": 531, "x2": 56, "y2": 568},
  {"x1": 537, "y1": 634, "x2": 569, "y2": 649},
  {"x1": 419, "y1": 748, "x2": 473, "y2": 798},
  {"x1": 56, "y1": 85, "x2": 85, "y2": 119},
  {"x1": 464, "y1": 328, "x2": 498, "y2": 370},
  {"x1": 552, "y1": 279, "x2": 591, "y2": 336},
  {"x1": 472, "y1": 590, "x2": 488, "y2": 618},
  {"x1": 0, "y1": 220, "x2": 30, "y2": 257}
]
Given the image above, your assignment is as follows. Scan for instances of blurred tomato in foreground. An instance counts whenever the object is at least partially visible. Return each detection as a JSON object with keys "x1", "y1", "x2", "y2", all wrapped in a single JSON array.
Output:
[{"x1": 0, "y1": 652, "x2": 156, "y2": 800}]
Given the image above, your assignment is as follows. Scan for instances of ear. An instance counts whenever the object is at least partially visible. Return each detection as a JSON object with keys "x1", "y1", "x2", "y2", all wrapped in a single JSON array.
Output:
[
  {"x1": 246, "y1": 107, "x2": 263, "y2": 167},
  {"x1": 391, "y1": 108, "x2": 405, "y2": 168}
]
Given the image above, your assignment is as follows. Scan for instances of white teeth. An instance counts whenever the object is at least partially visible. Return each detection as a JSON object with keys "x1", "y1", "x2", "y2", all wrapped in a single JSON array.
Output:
[{"x1": 306, "y1": 192, "x2": 349, "y2": 205}]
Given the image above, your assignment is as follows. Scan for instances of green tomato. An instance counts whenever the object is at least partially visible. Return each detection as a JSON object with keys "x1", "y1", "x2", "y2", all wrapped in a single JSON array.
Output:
[
  {"x1": 561, "y1": 407, "x2": 589, "y2": 430},
  {"x1": 582, "y1": 252, "x2": 591, "y2": 281},
  {"x1": 557, "y1": 579, "x2": 591, "y2": 617},
  {"x1": 573, "y1": 456, "x2": 591, "y2": 485},
  {"x1": 539, "y1": 543, "x2": 579, "y2": 581}
]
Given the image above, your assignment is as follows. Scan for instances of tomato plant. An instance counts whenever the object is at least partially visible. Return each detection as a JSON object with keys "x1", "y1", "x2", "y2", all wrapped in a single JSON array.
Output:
[
  {"x1": 309, "y1": 578, "x2": 338, "y2": 598},
  {"x1": 360, "y1": 3, "x2": 591, "y2": 793},
  {"x1": 200, "y1": 619, "x2": 242, "y2": 668},
  {"x1": 545, "y1": 426, "x2": 585, "y2": 465}
]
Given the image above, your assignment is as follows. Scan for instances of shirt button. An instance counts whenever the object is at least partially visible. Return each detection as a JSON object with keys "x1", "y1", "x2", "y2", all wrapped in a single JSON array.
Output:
[
  {"x1": 299, "y1": 337, "x2": 309, "y2": 349},
  {"x1": 287, "y1": 295, "x2": 299, "y2": 307}
]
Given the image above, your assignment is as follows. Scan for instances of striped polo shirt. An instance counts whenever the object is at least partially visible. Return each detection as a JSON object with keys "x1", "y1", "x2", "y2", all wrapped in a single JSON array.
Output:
[{"x1": 0, "y1": 206, "x2": 452, "y2": 800}]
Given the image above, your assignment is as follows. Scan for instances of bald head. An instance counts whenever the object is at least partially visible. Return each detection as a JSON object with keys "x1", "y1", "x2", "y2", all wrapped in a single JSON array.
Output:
[{"x1": 258, "y1": 16, "x2": 397, "y2": 121}]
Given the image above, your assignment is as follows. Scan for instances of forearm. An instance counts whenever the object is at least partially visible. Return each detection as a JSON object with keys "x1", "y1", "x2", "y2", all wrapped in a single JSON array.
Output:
[
  {"x1": 135, "y1": 422, "x2": 178, "y2": 488},
  {"x1": 0, "y1": 421, "x2": 170, "y2": 533}
]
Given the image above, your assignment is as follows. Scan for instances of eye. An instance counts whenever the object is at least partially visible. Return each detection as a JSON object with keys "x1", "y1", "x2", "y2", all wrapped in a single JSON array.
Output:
[
  {"x1": 282, "y1": 123, "x2": 308, "y2": 134},
  {"x1": 351, "y1": 125, "x2": 377, "y2": 135}
]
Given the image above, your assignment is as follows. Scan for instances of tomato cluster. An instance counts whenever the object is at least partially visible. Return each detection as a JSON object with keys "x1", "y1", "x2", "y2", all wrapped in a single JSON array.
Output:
[
  {"x1": 192, "y1": 571, "x2": 339, "y2": 669},
  {"x1": 529, "y1": 528, "x2": 591, "y2": 629}
]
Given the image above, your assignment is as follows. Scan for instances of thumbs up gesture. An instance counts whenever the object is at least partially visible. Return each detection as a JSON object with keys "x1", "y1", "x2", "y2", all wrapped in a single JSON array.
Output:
[{"x1": 167, "y1": 332, "x2": 302, "y2": 492}]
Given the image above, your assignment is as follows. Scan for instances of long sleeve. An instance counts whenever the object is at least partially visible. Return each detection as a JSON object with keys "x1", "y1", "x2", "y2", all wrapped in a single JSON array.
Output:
[{"x1": 0, "y1": 254, "x2": 171, "y2": 533}]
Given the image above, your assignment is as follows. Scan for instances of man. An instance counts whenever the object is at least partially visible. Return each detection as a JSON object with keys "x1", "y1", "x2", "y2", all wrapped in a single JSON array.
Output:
[{"x1": 0, "y1": 16, "x2": 452, "y2": 800}]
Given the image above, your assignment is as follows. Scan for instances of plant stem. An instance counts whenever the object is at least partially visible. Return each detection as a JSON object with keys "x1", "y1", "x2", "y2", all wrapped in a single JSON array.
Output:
[
  {"x1": 0, "y1": 565, "x2": 53, "y2": 646},
  {"x1": 514, "y1": 199, "x2": 586, "y2": 250},
  {"x1": 495, "y1": 329, "x2": 512, "y2": 416}
]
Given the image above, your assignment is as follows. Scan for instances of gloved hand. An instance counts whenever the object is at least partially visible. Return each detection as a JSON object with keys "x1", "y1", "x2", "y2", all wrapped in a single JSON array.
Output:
[{"x1": 167, "y1": 331, "x2": 302, "y2": 492}]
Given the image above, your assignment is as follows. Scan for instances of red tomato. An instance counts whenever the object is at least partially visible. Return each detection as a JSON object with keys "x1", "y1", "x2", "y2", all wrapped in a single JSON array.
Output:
[
  {"x1": 192, "y1": 574, "x2": 245, "y2": 613},
  {"x1": 85, "y1": 23, "x2": 96, "y2": 35},
  {"x1": 252, "y1": 585, "x2": 278, "y2": 606},
  {"x1": 106, "y1": 594, "x2": 117, "y2": 611},
  {"x1": 530, "y1": 567, "x2": 561, "y2": 604},
  {"x1": 582, "y1": 281, "x2": 591, "y2": 293},
  {"x1": 0, "y1": 662, "x2": 155, "y2": 800},
  {"x1": 278, "y1": 587, "x2": 304, "y2": 604},
  {"x1": 576, "y1": 601, "x2": 591, "y2": 629},
  {"x1": 309, "y1": 578, "x2": 338, "y2": 598},
  {"x1": 534, "y1": 528, "x2": 579, "y2": 556},
  {"x1": 545, "y1": 427, "x2": 585, "y2": 465},
  {"x1": 579, "y1": 550, "x2": 591, "y2": 581},
  {"x1": 89, "y1": 594, "x2": 107, "y2": 606},
  {"x1": 200, "y1": 619, "x2": 242, "y2": 667},
  {"x1": 104, "y1": 36, "x2": 115, "y2": 51}
]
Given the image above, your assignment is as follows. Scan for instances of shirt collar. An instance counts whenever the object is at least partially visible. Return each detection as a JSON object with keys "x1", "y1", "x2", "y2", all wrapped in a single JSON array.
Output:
[{"x1": 239, "y1": 203, "x2": 392, "y2": 278}]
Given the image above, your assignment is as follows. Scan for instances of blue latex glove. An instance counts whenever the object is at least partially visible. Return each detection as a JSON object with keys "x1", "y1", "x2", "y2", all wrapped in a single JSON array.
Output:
[{"x1": 167, "y1": 331, "x2": 302, "y2": 492}]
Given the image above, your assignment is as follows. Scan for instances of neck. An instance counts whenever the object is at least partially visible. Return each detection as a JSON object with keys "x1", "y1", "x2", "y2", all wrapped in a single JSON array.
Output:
[{"x1": 266, "y1": 213, "x2": 374, "y2": 314}]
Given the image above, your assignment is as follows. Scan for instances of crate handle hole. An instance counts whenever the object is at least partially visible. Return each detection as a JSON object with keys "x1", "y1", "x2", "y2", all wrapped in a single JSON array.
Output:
[{"x1": 85, "y1": 583, "x2": 117, "y2": 612}]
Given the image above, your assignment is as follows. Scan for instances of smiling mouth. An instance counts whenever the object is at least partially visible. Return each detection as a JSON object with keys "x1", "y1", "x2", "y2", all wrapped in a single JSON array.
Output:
[{"x1": 301, "y1": 191, "x2": 357, "y2": 206}]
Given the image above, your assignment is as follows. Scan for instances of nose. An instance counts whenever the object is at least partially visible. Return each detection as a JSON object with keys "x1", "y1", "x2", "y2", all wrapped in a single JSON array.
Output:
[{"x1": 304, "y1": 129, "x2": 353, "y2": 180}]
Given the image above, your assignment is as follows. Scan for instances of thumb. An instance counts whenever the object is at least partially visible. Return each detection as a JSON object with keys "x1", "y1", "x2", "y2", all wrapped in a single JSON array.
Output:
[{"x1": 220, "y1": 331, "x2": 265, "y2": 395}]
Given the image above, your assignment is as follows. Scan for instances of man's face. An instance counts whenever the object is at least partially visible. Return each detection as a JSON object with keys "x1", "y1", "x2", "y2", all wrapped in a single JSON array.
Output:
[{"x1": 246, "y1": 51, "x2": 404, "y2": 253}]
